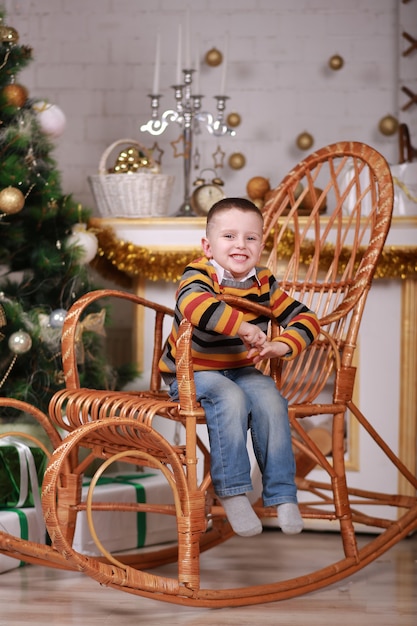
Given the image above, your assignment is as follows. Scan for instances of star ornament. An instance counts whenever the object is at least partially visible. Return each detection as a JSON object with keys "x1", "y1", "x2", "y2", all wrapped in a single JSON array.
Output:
[{"x1": 170, "y1": 134, "x2": 191, "y2": 159}]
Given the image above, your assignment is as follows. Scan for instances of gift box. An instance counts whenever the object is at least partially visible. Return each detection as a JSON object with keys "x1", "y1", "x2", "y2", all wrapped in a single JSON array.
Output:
[
  {"x1": 0, "y1": 439, "x2": 47, "y2": 509},
  {"x1": 72, "y1": 471, "x2": 177, "y2": 556},
  {"x1": 0, "y1": 508, "x2": 45, "y2": 574}
]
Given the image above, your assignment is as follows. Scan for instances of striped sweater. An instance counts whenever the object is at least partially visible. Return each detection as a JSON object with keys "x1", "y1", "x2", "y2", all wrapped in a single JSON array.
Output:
[{"x1": 159, "y1": 257, "x2": 320, "y2": 376}]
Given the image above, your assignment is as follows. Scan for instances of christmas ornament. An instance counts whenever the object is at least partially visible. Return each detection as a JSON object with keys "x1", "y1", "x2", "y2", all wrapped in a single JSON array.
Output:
[
  {"x1": 329, "y1": 54, "x2": 344, "y2": 70},
  {"x1": 49, "y1": 308, "x2": 67, "y2": 328},
  {"x1": 378, "y1": 115, "x2": 398, "y2": 136},
  {"x1": 228, "y1": 152, "x2": 246, "y2": 170},
  {"x1": 8, "y1": 330, "x2": 32, "y2": 355},
  {"x1": 0, "y1": 24, "x2": 19, "y2": 44},
  {"x1": 2, "y1": 83, "x2": 28, "y2": 108},
  {"x1": 205, "y1": 48, "x2": 222, "y2": 67},
  {"x1": 33, "y1": 101, "x2": 67, "y2": 138},
  {"x1": 296, "y1": 132, "x2": 314, "y2": 151},
  {"x1": 226, "y1": 112, "x2": 241, "y2": 128},
  {"x1": 0, "y1": 186, "x2": 25, "y2": 214},
  {"x1": 112, "y1": 146, "x2": 151, "y2": 173},
  {"x1": 246, "y1": 176, "x2": 271, "y2": 201},
  {"x1": 212, "y1": 144, "x2": 226, "y2": 169},
  {"x1": 65, "y1": 224, "x2": 98, "y2": 264}
]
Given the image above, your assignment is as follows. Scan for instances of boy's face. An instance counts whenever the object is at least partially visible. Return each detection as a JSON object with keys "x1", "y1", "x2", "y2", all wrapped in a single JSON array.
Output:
[{"x1": 201, "y1": 208, "x2": 264, "y2": 280}]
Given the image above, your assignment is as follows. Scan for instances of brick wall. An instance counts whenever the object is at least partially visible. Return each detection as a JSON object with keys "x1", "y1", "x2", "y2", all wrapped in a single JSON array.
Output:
[{"x1": 4, "y1": 0, "x2": 416, "y2": 217}]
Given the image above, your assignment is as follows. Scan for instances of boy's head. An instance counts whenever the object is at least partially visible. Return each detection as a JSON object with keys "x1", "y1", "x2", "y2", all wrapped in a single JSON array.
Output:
[
  {"x1": 202, "y1": 197, "x2": 265, "y2": 280},
  {"x1": 206, "y1": 197, "x2": 264, "y2": 236}
]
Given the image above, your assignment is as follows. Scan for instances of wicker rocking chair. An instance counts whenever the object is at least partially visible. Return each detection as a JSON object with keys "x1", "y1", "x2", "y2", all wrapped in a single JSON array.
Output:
[{"x1": 1, "y1": 141, "x2": 415, "y2": 607}]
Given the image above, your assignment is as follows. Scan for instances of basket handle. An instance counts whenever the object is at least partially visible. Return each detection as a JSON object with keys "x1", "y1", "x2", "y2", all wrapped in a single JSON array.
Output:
[{"x1": 98, "y1": 138, "x2": 156, "y2": 174}]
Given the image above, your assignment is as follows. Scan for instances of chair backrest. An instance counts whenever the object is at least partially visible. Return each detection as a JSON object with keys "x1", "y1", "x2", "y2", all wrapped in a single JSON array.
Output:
[
  {"x1": 398, "y1": 123, "x2": 417, "y2": 163},
  {"x1": 256, "y1": 141, "x2": 393, "y2": 404}
]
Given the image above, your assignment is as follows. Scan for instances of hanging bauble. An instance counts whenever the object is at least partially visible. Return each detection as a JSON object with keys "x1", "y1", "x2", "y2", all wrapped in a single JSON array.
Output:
[
  {"x1": 0, "y1": 186, "x2": 25, "y2": 214},
  {"x1": 378, "y1": 114, "x2": 398, "y2": 136},
  {"x1": 8, "y1": 330, "x2": 32, "y2": 355},
  {"x1": 226, "y1": 112, "x2": 242, "y2": 128},
  {"x1": 33, "y1": 101, "x2": 67, "y2": 138},
  {"x1": 0, "y1": 25, "x2": 19, "y2": 44},
  {"x1": 49, "y1": 308, "x2": 67, "y2": 328},
  {"x1": 328, "y1": 54, "x2": 344, "y2": 70},
  {"x1": 65, "y1": 224, "x2": 98, "y2": 264},
  {"x1": 205, "y1": 48, "x2": 223, "y2": 67},
  {"x1": 296, "y1": 132, "x2": 314, "y2": 151},
  {"x1": 228, "y1": 152, "x2": 246, "y2": 170},
  {"x1": 2, "y1": 83, "x2": 28, "y2": 108}
]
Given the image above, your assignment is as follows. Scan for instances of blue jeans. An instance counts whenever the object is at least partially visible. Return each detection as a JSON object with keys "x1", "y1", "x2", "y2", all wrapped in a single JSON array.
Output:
[{"x1": 169, "y1": 367, "x2": 297, "y2": 507}]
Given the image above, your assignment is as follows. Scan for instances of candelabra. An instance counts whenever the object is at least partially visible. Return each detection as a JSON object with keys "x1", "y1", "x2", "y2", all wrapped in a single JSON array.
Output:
[{"x1": 140, "y1": 69, "x2": 236, "y2": 216}]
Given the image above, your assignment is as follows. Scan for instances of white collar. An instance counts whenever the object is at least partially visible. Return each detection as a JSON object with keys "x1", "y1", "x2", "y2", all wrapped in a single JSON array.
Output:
[{"x1": 210, "y1": 259, "x2": 260, "y2": 284}]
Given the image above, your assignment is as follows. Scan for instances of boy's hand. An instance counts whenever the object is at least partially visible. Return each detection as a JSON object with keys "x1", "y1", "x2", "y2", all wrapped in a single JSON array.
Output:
[
  {"x1": 248, "y1": 340, "x2": 291, "y2": 364},
  {"x1": 237, "y1": 320, "x2": 267, "y2": 351}
]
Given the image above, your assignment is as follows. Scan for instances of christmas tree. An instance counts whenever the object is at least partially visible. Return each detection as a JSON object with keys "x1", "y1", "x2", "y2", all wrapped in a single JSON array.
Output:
[{"x1": 0, "y1": 11, "x2": 132, "y2": 418}]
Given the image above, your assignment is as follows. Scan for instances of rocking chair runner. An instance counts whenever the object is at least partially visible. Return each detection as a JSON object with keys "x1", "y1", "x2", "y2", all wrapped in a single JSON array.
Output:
[{"x1": 1, "y1": 141, "x2": 416, "y2": 607}]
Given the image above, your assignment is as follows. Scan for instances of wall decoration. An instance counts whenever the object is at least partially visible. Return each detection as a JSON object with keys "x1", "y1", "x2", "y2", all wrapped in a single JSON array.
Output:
[
  {"x1": 378, "y1": 114, "x2": 399, "y2": 136},
  {"x1": 226, "y1": 112, "x2": 241, "y2": 128},
  {"x1": 296, "y1": 132, "x2": 314, "y2": 151},
  {"x1": 204, "y1": 48, "x2": 223, "y2": 67},
  {"x1": 212, "y1": 145, "x2": 226, "y2": 168},
  {"x1": 328, "y1": 54, "x2": 344, "y2": 70},
  {"x1": 228, "y1": 152, "x2": 246, "y2": 169}
]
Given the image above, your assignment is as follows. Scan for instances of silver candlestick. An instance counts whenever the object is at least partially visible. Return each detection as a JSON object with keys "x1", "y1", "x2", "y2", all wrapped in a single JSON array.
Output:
[{"x1": 140, "y1": 69, "x2": 235, "y2": 216}]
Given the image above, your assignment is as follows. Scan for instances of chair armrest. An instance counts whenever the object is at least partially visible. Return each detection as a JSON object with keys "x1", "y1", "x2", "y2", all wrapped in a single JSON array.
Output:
[{"x1": 61, "y1": 289, "x2": 174, "y2": 390}]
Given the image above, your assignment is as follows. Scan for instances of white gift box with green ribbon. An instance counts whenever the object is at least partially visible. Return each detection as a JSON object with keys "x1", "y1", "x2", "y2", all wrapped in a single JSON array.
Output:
[
  {"x1": 72, "y1": 471, "x2": 177, "y2": 556},
  {"x1": 0, "y1": 508, "x2": 45, "y2": 574}
]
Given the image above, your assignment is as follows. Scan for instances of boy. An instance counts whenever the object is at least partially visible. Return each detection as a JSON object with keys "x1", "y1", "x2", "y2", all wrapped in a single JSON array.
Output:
[{"x1": 159, "y1": 198, "x2": 320, "y2": 536}]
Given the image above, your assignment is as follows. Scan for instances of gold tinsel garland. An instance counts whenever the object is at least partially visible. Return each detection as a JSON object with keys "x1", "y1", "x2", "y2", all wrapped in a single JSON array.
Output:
[{"x1": 91, "y1": 225, "x2": 417, "y2": 285}]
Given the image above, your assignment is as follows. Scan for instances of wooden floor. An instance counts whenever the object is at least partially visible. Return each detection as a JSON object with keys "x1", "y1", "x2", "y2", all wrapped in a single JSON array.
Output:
[{"x1": 1, "y1": 529, "x2": 416, "y2": 625}]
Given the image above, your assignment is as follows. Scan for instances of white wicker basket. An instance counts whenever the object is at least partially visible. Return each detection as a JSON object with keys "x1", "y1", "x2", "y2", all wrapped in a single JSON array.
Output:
[{"x1": 88, "y1": 138, "x2": 175, "y2": 218}]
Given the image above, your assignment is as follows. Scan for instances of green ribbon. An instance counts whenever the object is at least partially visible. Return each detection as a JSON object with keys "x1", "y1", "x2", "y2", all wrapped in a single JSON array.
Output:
[
  {"x1": 1, "y1": 508, "x2": 29, "y2": 567},
  {"x1": 83, "y1": 473, "x2": 155, "y2": 548}
]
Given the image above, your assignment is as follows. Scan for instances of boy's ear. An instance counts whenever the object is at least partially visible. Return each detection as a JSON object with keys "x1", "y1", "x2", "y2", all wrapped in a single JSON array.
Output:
[{"x1": 201, "y1": 236, "x2": 212, "y2": 258}]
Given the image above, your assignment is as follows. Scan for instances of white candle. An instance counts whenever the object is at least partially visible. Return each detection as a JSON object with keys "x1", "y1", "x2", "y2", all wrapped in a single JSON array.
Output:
[
  {"x1": 152, "y1": 32, "x2": 160, "y2": 94},
  {"x1": 185, "y1": 7, "x2": 191, "y2": 69},
  {"x1": 194, "y1": 39, "x2": 200, "y2": 93},
  {"x1": 176, "y1": 24, "x2": 182, "y2": 84},
  {"x1": 220, "y1": 33, "x2": 229, "y2": 95}
]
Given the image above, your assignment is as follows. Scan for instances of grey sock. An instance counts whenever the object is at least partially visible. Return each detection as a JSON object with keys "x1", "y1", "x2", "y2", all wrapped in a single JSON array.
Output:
[
  {"x1": 277, "y1": 502, "x2": 304, "y2": 534},
  {"x1": 219, "y1": 495, "x2": 263, "y2": 537}
]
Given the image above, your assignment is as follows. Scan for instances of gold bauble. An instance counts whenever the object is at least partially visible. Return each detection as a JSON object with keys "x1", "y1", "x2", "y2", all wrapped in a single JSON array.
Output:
[
  {"x1": 296, "y1": 132, "x2": 314, "y2": 151},
  {"x1": 205, "y1": 48, "x2": 223, "y2": 67},
  {"x1": 2, "y1": 83, "x2": 28, "y2": 108},
  {"x1": 329, "y1": 54, "x2": 344, "y2": 70},
  {"x1": 112, "y1": 146, "x2": 151, "y2": 173},
  {"x1": 1, "y1": 26, "x2": 19, "y2": 43},
  {"x1": 378, "y1": 115, "x2": 399, "y2": 136},
  {"x1": 228, "y1": 152, "x2": 246, "y2": 170},
  {"x1": 0, "y1": 186, "x2": 25, "y2": 214},
  {"x1": 226, "y1": 112, "x2": 242, "y2": 128},
  {"x1": 246, "y1": 176, "x2": 271, "y2": 201}
]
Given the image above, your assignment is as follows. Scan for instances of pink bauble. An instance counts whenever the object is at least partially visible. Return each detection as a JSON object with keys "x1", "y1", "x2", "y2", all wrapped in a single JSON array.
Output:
[{"x1": 33, "y1": 101, "x2": 67, "y2": 137}]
